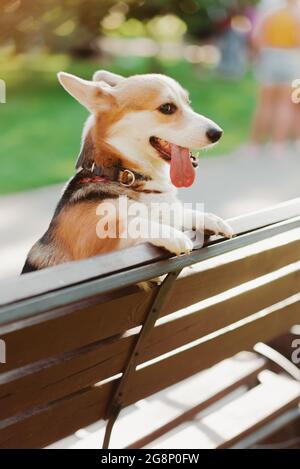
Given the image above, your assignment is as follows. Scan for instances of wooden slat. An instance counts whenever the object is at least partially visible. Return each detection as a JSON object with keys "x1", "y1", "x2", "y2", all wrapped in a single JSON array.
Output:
[
  {"x1": 48, "y1": 352, "x2": 265, "y2": 449},
  {"x1": 0, "y1": 298, "x2": 298, "y2": 448},
  {"x1": 124, "y1": 297, "x2": 300, "y2": 407},
  {"x1": 0, "y1": 244, "x2": 162, "y2": 306},
  {"x1": 216, "y1": 371, "x2": 300, "y2": 448},
  {"x1": 127, "y1": 353, "x2": 266, "y2": 449},
  {"x1": 162, "y1": 235, "x2": 300, "y2": 316},
  {"x1": 0, "y1": 287, "x2": 155, "y2": 373},
  {"x1": 1, "y1": 217, "x2": 300, "y2": 327},
  {"x1": 0, "y1": 381, "x2": 114, "y2": 449},
  {"x1": 252, "y1": 410, "x2": 300, "y2": 449},
  {"x1": 1, "y1": 198, "x2": 300, "y2": 309},
  {"x1": 148, "y1": 371, "x2": 300, "y2": 449},
  {"x1": 0, "y1": 265, "x2": 299, "y2": 418},
  {"x1": 0, "y1": 232, "x2": 299, "y2": 374},
  {"x1": 142, "y1": 268, "x2": 300, "y2": 361}
]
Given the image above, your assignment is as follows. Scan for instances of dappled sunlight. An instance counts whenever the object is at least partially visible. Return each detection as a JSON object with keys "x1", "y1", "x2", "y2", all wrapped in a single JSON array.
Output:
[{"x1": 0, "y1": 0, "x2": 300, "y2": 454}]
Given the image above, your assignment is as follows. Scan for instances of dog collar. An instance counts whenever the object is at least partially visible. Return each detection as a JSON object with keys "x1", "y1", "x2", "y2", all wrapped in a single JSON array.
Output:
[{"x1": 78, "y1": 161, "x2": 151, "y2": 188}]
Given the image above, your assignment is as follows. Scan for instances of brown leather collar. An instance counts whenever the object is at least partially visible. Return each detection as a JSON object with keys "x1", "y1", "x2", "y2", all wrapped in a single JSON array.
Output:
[{"x1": 78, "y1": 160, "x2": 151, "y2": 188}]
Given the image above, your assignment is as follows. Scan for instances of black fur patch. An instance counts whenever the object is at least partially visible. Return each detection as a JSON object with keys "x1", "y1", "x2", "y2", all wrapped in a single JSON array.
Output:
[
  {"x1": 53, "y1": 170, "x2": 118, "y2": 218},
  {"x1": 21, "y1": 260, "x2": 38, "y2": 274}
]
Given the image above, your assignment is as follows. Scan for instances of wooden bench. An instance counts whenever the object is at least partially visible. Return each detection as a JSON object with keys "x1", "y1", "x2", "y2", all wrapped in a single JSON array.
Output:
[{"x1": 0, "y1": 198, "x2": 300, "y2": 449}]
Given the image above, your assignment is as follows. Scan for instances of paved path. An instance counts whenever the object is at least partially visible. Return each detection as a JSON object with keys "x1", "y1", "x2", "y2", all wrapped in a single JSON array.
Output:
[{"x1": 1, "y1": 149, "x2": 299, "y2": 280}]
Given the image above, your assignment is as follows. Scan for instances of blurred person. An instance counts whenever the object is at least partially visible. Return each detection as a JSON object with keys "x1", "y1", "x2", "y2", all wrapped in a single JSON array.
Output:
[
  {"x1": 218, "y1": 28, "x2": 247, "y2": 79},
  {"x1": 250, "y1": 0, "x2": 300, "y2": 157}
]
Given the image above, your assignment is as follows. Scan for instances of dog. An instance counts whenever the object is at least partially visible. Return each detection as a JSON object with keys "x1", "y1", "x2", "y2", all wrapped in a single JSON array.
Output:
[{"x1": 22, "y1": 70, "x2": 233, "y2": 274}]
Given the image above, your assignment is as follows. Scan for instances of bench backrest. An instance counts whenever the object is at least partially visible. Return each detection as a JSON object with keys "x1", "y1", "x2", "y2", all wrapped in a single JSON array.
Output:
[{"x1": 0, "y1": 198, "x2": 299, "y2": 448}]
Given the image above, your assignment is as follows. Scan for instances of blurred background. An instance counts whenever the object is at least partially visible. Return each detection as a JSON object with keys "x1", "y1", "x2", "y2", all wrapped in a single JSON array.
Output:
[
  {"x1": 0, "y1": 0, "x2": 261, "y2": 194},
  {"x1": 0, "y1": 0, "x2": 300, "y2": 277}
]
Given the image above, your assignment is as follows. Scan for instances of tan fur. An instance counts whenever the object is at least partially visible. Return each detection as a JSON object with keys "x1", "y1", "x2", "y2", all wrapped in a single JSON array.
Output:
[
  {"x1": 28, "y1": 241, "x2": 69, "y2": 269},
  {"x1": 54, "y1": 199, "x2": 123, "y2": 259},
  {"x1": 92, "y1": 113, "x2": 142, "y2": 171}
]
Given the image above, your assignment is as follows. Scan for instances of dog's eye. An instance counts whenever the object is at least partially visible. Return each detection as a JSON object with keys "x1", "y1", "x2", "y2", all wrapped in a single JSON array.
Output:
[{"x1": 158, "y1": 103, "x2": 177, "y2": 115}]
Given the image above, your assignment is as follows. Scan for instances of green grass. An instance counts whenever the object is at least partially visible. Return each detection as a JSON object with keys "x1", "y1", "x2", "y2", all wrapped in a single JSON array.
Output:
[{"x1": 0, "y1": 54, "x2": 256, "y2": 194}]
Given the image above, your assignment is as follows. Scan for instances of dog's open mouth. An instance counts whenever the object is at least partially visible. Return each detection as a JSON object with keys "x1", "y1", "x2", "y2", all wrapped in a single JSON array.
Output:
[{"x1": 150, "y1": 136, "x2": 198, "y2": 188}]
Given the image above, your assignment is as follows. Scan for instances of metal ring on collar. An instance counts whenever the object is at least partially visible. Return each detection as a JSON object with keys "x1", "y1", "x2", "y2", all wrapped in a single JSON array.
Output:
[{"x1": 120, "y1": 169, "x2": 136, "y2": 187}]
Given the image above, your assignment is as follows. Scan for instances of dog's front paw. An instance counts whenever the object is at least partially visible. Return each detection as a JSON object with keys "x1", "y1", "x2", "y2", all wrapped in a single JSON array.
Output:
[
  {"x1": 203, "y1": 213, "x2": 234, "y2": 238},
  {"x1": 152, "y1": 232, "x2": 193, "y2": 256}
]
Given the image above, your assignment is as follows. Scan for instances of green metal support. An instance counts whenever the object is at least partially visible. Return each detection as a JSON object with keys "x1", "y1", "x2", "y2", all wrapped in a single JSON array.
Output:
[{"x1": 102, "y1": 270, "x2": 182, "y2": 449}]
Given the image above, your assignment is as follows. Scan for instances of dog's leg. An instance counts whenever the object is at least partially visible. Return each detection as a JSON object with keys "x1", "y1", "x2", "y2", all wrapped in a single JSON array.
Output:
[
  {"x1": 130, "y1": 215, "x2": 193, "y2": 291},
  {"x1": 182, "y1": 209, "x2": 233, "y2": 238},
  {"x1": 132, "y1": 217, "x2": 194, "y2": 255},
  {"x1": 130, "y1": 217, "x2": 193, "y2": 291}
]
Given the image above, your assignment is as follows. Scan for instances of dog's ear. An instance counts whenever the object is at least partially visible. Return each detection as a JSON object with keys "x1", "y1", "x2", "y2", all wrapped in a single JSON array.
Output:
[
  {"x1": 57, "y1": 72, "x2": 113, "y2": 112},
  {"x1": 93, "y1": 70, "x2": 125, "y2": 86}
]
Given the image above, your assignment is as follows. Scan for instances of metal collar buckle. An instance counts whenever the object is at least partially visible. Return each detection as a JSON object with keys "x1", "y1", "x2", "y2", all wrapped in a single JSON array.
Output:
[{"x1": 120, "y1": 169, "x2": 136, "y2": 187}]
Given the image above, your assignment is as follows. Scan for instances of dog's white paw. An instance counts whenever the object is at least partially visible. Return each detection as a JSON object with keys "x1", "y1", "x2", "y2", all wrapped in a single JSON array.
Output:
[
  {"x1": 152, "y1": 233, "x2": 193, "y2": 255},
  {"x1": 203, "y1": 213, "x2": 234, "y2": 238}
]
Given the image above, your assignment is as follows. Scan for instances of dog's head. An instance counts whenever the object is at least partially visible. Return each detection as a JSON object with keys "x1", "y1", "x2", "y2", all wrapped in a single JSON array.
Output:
[{"x1": 58, "y1": 70, "x2": 222, "y2": 188}]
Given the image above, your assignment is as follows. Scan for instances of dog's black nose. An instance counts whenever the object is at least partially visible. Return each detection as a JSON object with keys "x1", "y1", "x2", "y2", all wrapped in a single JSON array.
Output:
[{"x1": 206, "y1": 128, "x2": 223, "y2": 143}]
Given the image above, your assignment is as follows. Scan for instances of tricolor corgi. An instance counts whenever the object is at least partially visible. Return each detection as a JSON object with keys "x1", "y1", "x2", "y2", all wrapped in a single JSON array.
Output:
[{"x1": 22, "y1": 71, "x2": 233, "y2": 274}]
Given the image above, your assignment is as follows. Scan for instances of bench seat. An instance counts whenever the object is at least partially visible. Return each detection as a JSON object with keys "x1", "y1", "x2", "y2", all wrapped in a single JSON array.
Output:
[{"x1": 0, "y1": 198, "x2": 299, "y2": 448}]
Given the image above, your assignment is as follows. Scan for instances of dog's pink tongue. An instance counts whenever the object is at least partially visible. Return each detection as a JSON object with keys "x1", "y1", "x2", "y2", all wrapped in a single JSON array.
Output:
[{"x1": 170, "y1": 144, "x2": 196, "y2": 188}]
